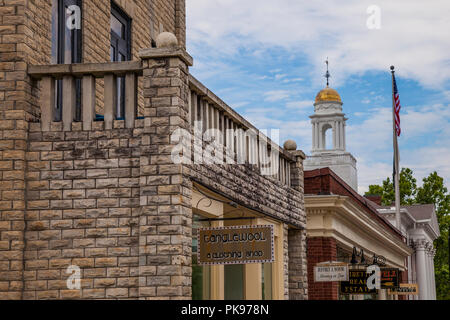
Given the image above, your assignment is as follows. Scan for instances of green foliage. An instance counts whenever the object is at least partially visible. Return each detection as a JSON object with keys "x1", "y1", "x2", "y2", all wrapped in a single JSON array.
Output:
[
  {"x1": 366, "y1": 168, "x2": 450, "y2": 300},
  {"x1": 366, "y1": 168, "x2": 417, "y2": 206}
]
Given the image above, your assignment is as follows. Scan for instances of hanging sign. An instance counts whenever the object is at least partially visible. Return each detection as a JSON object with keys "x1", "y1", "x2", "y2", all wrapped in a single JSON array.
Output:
[
  {"x1": 197, "y1": 225, "x2": 274, "y2": 265},
  {"x1": 380, "y1": 268, "x2": 399, "y2": 289},
  {"x1": 388, "y1": 283, "x2": 419, "y2": 295},
  {"x1": 340, "y1": 269, "x2": 377, "y2": 295},
  {"x1": 314, "y1": 262, "x2": 349, "y2": 282}
]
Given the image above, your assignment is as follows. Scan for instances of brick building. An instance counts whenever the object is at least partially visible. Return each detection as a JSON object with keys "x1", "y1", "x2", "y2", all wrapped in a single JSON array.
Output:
[
  {"x1": 304, "y1": 168, "x2": 412, "y2": 300},
  {"x1": 0, "y1": 0, "x2": 308, "y2": 300}
]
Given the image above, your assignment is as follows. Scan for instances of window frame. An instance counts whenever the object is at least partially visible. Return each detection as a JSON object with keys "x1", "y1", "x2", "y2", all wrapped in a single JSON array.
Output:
[
  {"x1": 53, "y1": 0, "x2": 83, "y2": 122},
  {"x1": 110, "y1": 2, "x2": 132, "y2": 119}
]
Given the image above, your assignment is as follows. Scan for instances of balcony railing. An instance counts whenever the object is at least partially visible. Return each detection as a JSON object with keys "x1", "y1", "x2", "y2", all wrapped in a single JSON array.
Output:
[
  {"x1": 189, "y1": 75, "x2": 294, "y2": 186},
  {"x1": 28, "y1": 61, "x2": 295, "y2": 187},
  {"x1": 28, "y1": 61, "x2": 143, "y2": 131}
]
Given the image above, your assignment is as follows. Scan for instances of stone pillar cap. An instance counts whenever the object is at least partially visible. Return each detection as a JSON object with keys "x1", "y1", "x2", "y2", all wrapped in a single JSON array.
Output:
[
  {"x1": 139, "y1": 47, "x2": 194, "y2": 66},
  {"x1": 156, "y1": 32, "x2": 178, "y2": 48},
  {"x1": 283, "y1": 140, "x2": 297, "y2": 151}
]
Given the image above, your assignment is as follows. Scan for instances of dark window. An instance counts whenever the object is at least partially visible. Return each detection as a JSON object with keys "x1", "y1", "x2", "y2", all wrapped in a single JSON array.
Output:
[
  {"x1": 110, "y1": 2, "x2": 131, "y2": 120},
  {"x1": 53, "y1": 0, "x2": 82, "y2": 122}
]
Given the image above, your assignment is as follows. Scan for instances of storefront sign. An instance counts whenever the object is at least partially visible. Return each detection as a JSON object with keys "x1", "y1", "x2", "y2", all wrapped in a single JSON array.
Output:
[
  {"x1": 380, "y1": 268, "x2": 399, "y2": 289},
  {"x1": 340, "y1": 270, "x2": 377, "y2": 295},
  {"x1": 314, "y1": 262, "x2": 349, "y2": 282},
  {"x1": 197, "y1": 225, "x2": 274, "y2": 265},
  {"x1": 388, "y1": 283, "x2": 419, "y2": 295}
]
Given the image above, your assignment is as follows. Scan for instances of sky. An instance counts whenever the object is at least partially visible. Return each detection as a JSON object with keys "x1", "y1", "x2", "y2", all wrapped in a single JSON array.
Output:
[{"x1": 185, "y1": 0, "x2": 450, "y2": 194}]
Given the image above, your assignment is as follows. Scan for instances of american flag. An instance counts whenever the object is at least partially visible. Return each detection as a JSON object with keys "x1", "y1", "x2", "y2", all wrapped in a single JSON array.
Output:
[{"x1": 393, "y1": 75, "x2": 401, "y2": 136}]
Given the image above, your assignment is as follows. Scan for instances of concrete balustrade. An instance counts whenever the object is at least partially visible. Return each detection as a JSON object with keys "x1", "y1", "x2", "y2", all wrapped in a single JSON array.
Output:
[
  {"x1": 189, "y1": 76, "x2": 293, "y2": 186},
  {"x1": 29, "y1": 61, "x2": 143, "y2": 131}
]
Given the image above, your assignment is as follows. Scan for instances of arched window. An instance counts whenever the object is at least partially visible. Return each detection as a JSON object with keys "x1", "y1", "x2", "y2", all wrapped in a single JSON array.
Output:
[{"x1": 322, "y1": 124, "x2": 333, "y2": 150}]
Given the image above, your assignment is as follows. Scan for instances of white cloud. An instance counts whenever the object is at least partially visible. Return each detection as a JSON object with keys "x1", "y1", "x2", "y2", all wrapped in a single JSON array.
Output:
[
  {"x1": 233, "y1": 102, "x2": 250, "y2": 109},
  {"x1": 275, "y1": 74, "x2": 288, "y2": 81},
  {"x1": 286, "y1": 100, "x2": 314, "y2": 110},
  {"x1": 187, "y1": 0, "x2": 450, "y2": 89},
  {"x1": 186, "y1": 0, "x2": 450, "y2": 194},
  {"x1": 347, "y1": 103, "x2": 450, "y2": 193},
  {"x1": 263, "y1": 90, "x2": 291, "y2": 102}
]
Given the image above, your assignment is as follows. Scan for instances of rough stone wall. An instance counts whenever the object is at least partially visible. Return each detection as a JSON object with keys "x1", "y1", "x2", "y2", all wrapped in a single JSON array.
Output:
[
  {"x1": 23, "y1": 120, "x2": 142, "y2": 299},
  {"x1": 288, "y1": 229, "x2": 308, "y2": 300},
  {"x1": 1, "y1": 0, "x2": 307, "y2": 299},
  {"x1": 139, "y1": 50, "x2": 193, "y2": 299},
  {"x1": 189, "y1": 164, "x2": 304, "y2": 229},
  {"x1": 306, "y1": 237, "x2": 338, "y2": 300},
  {"x1": 188, "y1": 137, "x2": 308, "y2": 300},
  {"x1": 0, "y1": 0, "x2": 37, "y2": 300}
]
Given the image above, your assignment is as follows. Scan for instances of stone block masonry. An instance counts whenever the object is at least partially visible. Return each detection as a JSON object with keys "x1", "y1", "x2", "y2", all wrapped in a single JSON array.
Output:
[
  {"x1": 138, "y1": 48, "x2": 193, "y2": 300},
  {"x1": 1, "y1": 0, "x2": 308, "y2": 297},
  {"x1": 22, "y1": 120, "x2": 143, "y2": 299}
]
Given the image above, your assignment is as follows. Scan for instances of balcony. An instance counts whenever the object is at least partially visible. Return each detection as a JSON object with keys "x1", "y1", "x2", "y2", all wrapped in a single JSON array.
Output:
[{"x1": 29, "y1": 60, "x2": 296, "y2": 187}]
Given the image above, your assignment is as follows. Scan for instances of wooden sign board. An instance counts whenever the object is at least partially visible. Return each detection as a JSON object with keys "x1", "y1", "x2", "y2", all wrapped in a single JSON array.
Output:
[
  {"x1": 197, "y1": 225, "x2": 274, "y2": 265},
  {"x1": 380, "y1": 268, "x2": 399, "y2": 289},
  {"x1": 340, "y1": 270, "x2": 377, "y2": 295},
  {"x1": 388, "y1": 283, "x2": 419, "y2": 295},
  {"x1": 314, "y1": 263, "x2": 349, "y2": 282}
]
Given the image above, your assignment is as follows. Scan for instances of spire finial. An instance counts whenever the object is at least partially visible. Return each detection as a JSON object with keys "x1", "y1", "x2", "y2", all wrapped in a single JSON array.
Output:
[{"x1": 325, "y1": 57, "x2": 330, "y2": 87}]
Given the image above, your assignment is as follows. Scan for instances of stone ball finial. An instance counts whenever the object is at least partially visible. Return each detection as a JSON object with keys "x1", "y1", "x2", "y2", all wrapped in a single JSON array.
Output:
[
  {"x1": 156, "y1": 32, "x2": 178, "y2": 48},
  {"x1": 283, "y1": 140, "x2": 297, "y2": 151}
]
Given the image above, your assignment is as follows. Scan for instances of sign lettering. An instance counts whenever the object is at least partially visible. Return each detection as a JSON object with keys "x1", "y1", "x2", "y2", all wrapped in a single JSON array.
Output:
[
  {"x1": 388, "y1": 283, "x2": 419, "y2": 295},
  {"x1": 314, "y1": 263, "x2": 349, "y2": 282},
  {"x1": 198, "y1": 225, "x2": 274, "y2": 265}
]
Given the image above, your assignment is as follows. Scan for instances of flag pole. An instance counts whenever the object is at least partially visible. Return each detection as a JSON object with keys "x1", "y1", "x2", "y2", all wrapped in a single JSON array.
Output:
[{"x1": 390, "y1": 66, "x2": 401, "y2": 230}]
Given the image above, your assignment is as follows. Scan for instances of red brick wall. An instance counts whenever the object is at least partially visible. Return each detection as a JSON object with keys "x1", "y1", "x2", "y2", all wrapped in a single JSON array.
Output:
[
  {"x1": 307, "y1": 237, "x2": 338, "y2": 300},
  {"x1": 398, "y1": 270, "x2": 408, "y2": 300}
]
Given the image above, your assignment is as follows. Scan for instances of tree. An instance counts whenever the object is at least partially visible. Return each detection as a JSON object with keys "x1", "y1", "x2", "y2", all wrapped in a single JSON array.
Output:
[
  {"x1": 366, "y1": 168, "x2": 417, "y2": 206},
  {"x1": 365, "y1": 169, "x2": 450, "y2": 300},
  {"x1": 415, "y1": 172, "x2": 450, "y2": 300}
]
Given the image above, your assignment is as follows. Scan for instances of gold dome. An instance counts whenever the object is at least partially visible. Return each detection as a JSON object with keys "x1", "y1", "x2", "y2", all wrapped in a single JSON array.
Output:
[{"x1": 315, "y1": 86, "x2": 342, "y2": 103}]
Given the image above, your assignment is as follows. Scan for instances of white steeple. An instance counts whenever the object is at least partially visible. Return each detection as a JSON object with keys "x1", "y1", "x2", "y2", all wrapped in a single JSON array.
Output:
[{"x1": 304, "y1": 60, "x2": 358, "y2": 190}]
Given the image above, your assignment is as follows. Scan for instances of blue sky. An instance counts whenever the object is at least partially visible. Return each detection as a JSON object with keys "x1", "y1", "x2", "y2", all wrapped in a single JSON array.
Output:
[{"x1": 185, "y1": 0, "x2": 450, "y2": 194}]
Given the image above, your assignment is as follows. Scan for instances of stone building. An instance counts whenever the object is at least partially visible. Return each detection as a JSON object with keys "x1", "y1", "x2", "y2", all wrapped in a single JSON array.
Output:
[{"x1": 0, "y1": 0, "x2": 308, "y2": 299}]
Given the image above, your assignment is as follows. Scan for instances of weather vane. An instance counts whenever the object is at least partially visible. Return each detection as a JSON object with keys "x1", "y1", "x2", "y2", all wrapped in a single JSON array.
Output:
[{"x1": 325, "y1": 57, "x2": 330, "y2": 87}]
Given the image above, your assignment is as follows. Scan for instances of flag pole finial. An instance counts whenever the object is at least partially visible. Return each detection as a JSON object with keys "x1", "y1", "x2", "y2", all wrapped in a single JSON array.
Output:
[
  {"x1": 325, "y1": 58, "x2": 330, "y2": 87},
  {"x1": 390, "y1": 65, "x2": 395, "y2": 73}
]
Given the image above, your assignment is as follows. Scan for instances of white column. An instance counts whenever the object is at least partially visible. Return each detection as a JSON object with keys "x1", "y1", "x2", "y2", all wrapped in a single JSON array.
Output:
[
  {"x1": 318, "y1": 124, "x2": 323, "y2": 150},
  {"x1": 312, "y1": 122, "x2": 316, "y2": 150},
  {"x1": 431, "y1": 250, "x2": 436, "y2": 299},
  {"x1": 427, "y1": 249, "x2": 435, "y2": 300},
  {"x1": 333, "y1": 121, "x2": 337, "y2": 149},
  {"x1": 415, "y1": 241, "x2": 428, "y2": 300},
  {"x1": 339, "y1": 121, "x2": 344, "y2": 150},
  {"x1": 343, "y1": 122, "x2": 346, "y2": 151},
  {"x1": 426, "y1": 250, "x2": 431, "y2": 300},
  {"x1": 315, "y1": 122, "x2": 319, "y2": 150}
]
